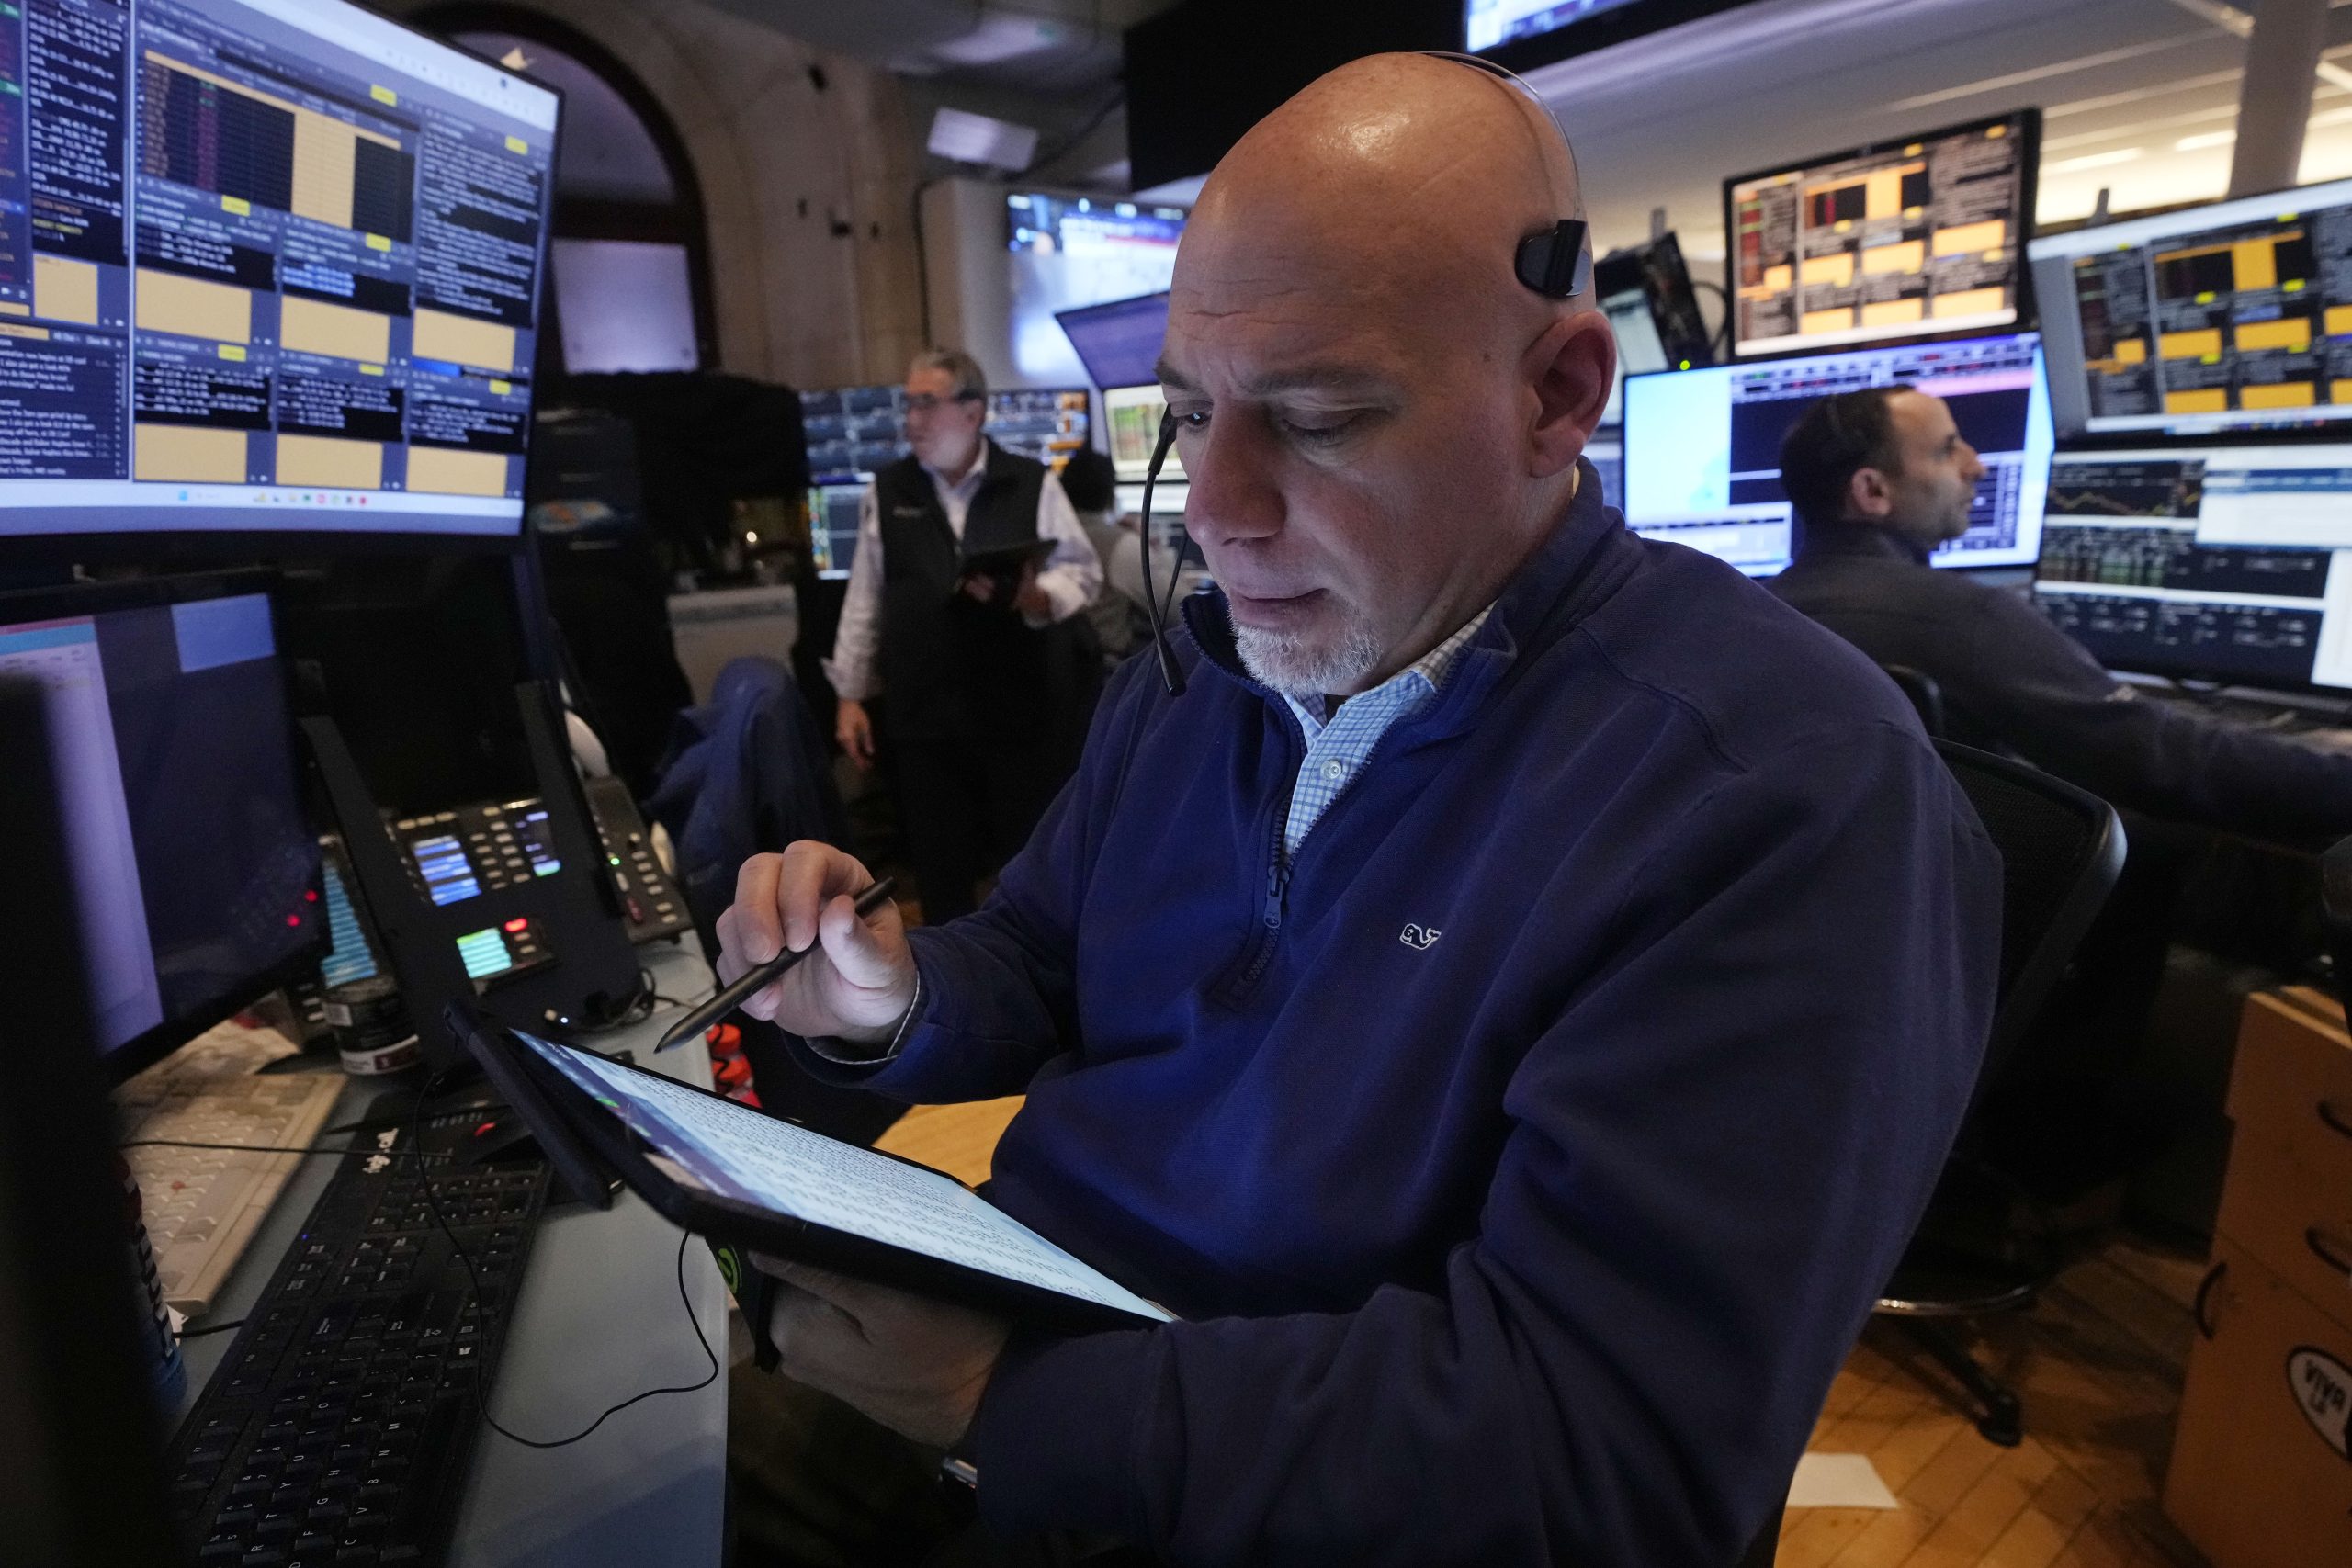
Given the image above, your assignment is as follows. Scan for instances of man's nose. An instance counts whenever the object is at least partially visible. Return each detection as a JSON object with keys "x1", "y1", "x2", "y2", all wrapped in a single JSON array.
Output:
[{"x1": 1182, "y1": 415, "x2": 1283, "y2": 549}]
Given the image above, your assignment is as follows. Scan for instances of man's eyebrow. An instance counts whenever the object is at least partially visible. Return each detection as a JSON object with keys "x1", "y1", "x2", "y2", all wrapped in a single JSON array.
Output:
[{"x1": 1151, "y1": 360, "x2": 1396, "y2": 399}]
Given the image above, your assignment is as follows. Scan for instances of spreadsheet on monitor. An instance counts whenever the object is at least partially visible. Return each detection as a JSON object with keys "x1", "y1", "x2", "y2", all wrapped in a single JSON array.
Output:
[{"x1": 0, "y1": 0, "x2": 562, "y2": 539}]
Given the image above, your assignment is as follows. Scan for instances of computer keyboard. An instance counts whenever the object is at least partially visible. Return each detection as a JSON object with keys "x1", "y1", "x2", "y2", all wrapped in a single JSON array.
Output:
[
  {"x1": 164, "y1": 1102, "x2": 549, "y2": 1568},
  {"x1": 119, "y1": 1038, "x2": 347, "y2": 1317}
]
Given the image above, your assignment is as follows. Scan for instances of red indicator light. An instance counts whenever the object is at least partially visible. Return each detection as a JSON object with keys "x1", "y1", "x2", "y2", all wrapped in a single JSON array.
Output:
[
  {"x1": 285, "y1": 913, "x2": 302, "y2": 927},
  {"x1": 304, "y1": 889, "x2": 319, "y2": 902},
  {"x1": 503, "y1": 918, "x2": 528, "y2": 932}
]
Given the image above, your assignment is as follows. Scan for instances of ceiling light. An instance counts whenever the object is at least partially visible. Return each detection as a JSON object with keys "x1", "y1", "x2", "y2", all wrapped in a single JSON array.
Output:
[
  {"x1": 2046, "y1": 148, "x2": 2147, "y2": 174},
  {"x1": 2177, "y1": 130, "x2": 2237, "y2": 151}
]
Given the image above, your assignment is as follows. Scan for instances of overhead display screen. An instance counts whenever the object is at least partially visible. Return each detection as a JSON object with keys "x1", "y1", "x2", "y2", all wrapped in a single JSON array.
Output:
[
  {"x1": 2028, "y1": 175, "x2": 2352, "y2": 439},
  {"x1": 0, "y1": 0, "x2": 561, "y2": 541},
  {"x1": 1727, "y1": 112, "x2": 2039, "y2": 359},
  {"x1": 1465, "y1": 0, "x2": 1645, "y2": 51}
]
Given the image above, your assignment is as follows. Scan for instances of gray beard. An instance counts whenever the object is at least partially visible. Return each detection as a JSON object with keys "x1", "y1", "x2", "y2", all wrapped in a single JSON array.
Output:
[{"x1": 1233, "y1": 612, "x2": 1386, "y2": 699}]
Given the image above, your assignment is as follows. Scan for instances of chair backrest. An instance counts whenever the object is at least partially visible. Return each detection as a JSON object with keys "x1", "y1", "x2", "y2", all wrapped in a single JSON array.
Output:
[
  {"x1": 1881, "y1": 662, "x2": 1947, "y2": 739},
  {"x1": 1934, "y1": 739, "x2": 2127, "y2": 1088}
]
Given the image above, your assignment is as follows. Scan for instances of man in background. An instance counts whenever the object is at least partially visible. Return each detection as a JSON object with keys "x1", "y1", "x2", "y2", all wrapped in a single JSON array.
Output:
[
  {"x1": 1770, "y1": 384, "x2": 2352, "y2": 840},
  {"x1": 825, "y1": 350, "x2": 1102, "y2": 921}
]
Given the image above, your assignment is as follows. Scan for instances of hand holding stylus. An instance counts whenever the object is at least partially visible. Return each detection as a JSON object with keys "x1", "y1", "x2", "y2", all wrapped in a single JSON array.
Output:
[{"x1": 697, "y1": 846, "x2": 916, "y2": 1050}]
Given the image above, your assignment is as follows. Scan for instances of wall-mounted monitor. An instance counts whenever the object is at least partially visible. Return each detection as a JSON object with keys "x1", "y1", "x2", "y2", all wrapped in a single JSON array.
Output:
[
  {"x1": 0, "y1": 0, "x2": 561, "y2": 548},
  {"x1": 1726, "y1": 110, "x2": 2039, "y2": 360},
  {"x1": 1598, "y1": 233, "x2": 1713, "y2": 423},
  {"x1": 2028, "y1": 175, "x2": 2352, "y2": 441},
  {"x1": 1467, "y1": 0, "x2": 1764, "y2": 71},
  {"x1": 1623, "y1": 331, "x2": 2052, "y2": 576},
  {"x1": 1007, "y1": 193, "x2": 1185, "y2": 388},
  {"x1": 2033, "y1": 443, "x2": 2352, "y2": 691}
]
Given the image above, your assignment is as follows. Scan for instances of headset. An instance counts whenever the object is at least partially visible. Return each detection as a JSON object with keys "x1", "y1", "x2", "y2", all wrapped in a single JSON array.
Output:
[{"x1": 1135, "y1": 51, "x2": 1590, "y2": 697}]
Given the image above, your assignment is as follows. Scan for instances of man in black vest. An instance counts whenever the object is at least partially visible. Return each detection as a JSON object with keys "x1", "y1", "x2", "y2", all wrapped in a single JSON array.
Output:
[{"x1": 826, "y1": 349, "x2": 1103, "y2": 921}]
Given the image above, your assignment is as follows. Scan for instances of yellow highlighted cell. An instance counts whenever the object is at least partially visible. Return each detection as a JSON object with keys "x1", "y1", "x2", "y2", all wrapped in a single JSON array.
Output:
[
  {"x1": 276, "y1": 434, "x2": 382, "y2": 490},
  {"x1": 1861, "y1": 299, "x2": 1926, "y2": 327},
  {"x1": 406, "y1": 445, "x2": 508, "y2": 497},
  {"x1": 505, "y1": 135, "x2": 527, "y2": 154},
  {"x1": 34, "y1": 254, "x2": 98, "y2": 325},
  {"x1": 489, "y1": 378, "x2": 512, "y2": 394},
  {"x1": 0, "y1": 301, "x2": 28, "y2": 317},
  {"x1": 136, "y1": 268, "x2": 252, "y2": 344},
  {"x1": 2235, "y1": 318, "x2": 2311, "y2": 354},
  {"x1": 135, "y1": 424, "x2": 245, "y2": 483},
  {"x1": 2325, "y1": 305, "x2": 2352, "y2": 336},
  {"x1": 2160, "y1": 328, "x2": 2223, "y2": 360},
  {"x1": 2233, "y1": 237, "x2": 2280, "y2": 291},
  {"x1": 222, "y1": 196, "x2": 250, "y2": 216},
  {"x1": 413, "y1": 308, "x2": 516, "y2": 372},
  {"x1": 360, "y1": 363, "x2": 384, "y2": 376},
  {"x1": 1931, "y1": 287, "x2": 2008, "y2": 319},
  {"x1": 367, "y1": 234, "x2": 391, "y2": 252},
  {"x1": 370, "y1": 85, "x2": 397, "y2": 105},
  {"x1": 280, "y1": 296, "x2": 391, "y2": 363},
  {"x1": 1802, "y1": 306, "x2": 1855, "y2": 336},
  {"x1": 2240, "y1": 382, "x2": 2314, "y2": 409},
  {"x1": 1800, "y1": 253, "x2": 1854, "y2": 287},
  {"x1": 0, "y1": 322, "x2": 52, "y2": 341},
  {"x1": 2164, "y1": 389, "x2": 2230, "y2": 414},
  {"x1": 1861, "y1": 240, "x2": 1924, "y2": 276},
  {"x1": 1933, "y1": 219, "x2": 2007, "y2": 258},
  {"x1": 217, "y1": 344, "x2": 245, "y2": 362}
]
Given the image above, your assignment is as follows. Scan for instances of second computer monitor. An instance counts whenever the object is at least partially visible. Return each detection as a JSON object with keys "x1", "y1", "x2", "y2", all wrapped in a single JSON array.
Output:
[
  {"x1": 1622, "y1": 331, "x2": 2052, "y2": 576},
  {"x1": 1726, "y1": 110, "x2": 2039, "y2": 360},
  {"x1": 0, "y1": 576, "x2": 321, "y2": 1080},
  {"x1": 2034, "y1": 443, "x2": 2352, "y2": 691},
  {"x1": 2029, "y1": 174, "x2": 2352, "y2": 440}
]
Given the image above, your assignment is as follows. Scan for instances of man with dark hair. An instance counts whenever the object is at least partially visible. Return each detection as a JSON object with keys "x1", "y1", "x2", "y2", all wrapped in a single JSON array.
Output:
[
  {"x1": 1770, "y1": 384, "x2": 2352, "y2": 840},
  {"x1": 827, "y1": 349, "x2": 1103, "y2": 921}
]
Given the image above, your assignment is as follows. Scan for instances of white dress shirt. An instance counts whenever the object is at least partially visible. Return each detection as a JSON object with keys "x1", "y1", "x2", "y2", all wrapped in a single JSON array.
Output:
[{"x1": 824, "y1": 440, "x2": 1104, "y2": 703}]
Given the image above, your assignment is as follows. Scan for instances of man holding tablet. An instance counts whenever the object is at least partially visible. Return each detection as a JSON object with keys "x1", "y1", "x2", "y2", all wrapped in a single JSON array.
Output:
[{"x1": 717, "y1": 54, "x2": 1999, "y2": 1568}]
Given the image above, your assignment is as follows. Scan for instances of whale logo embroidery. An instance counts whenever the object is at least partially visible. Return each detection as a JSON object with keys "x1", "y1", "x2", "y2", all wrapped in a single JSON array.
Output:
[{"x1": 1400, "y1": 924, "x2": 1442, "y2": 951}]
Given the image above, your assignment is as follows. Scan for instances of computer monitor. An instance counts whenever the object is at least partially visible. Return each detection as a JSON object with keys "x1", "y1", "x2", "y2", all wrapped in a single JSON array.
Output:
[
  {"x1": 2028, "y1": 175, "x2": 2352, "y2": 441},
  {"x1": 1055, "y1": 292, "x2": 1170, "y2": 393},
  {"x1": 0, "y1": 575, "x2": 321, "y2": 1080},
  {"x1": 1599, "y1": 234, "x2": 1713, "y2": 423},
  {"x1": 797, "y1": 385, "x2": 1089, "y2": 487},
  {"x1": 2033, "y1": 443, "x2": 2352, "y2": 690},
  {"x1": 1104, "y1": 385, "x2": 1183, "y2": 484},
  {"x1": 0, "y1": 0, "x2": 561, "y2": 547},
  {"x1": 808, "y1": 480, "x2": 865, "y2": 580},
  {"x1": 1622, "y1": 330, "x2": 2052, "y2": 576},
  {"x1": 1586, "y1": 432, "x2": 1623, "y2": 509},
  {"x1": 1726, "y1": 110, "x2": 2039, "y2": 360},
  {"x1": 1007, "y1": 193, "x2": 1186, "y2": 387}
]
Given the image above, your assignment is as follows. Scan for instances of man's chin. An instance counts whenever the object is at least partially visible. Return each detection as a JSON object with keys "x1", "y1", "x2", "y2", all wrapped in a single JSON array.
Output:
[{"x1": 1233, "y1": 620, "x2": 1385, "y2": 698}]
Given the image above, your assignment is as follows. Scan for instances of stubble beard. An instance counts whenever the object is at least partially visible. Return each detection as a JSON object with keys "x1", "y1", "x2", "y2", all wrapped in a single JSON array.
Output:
[{"x1": 1232, "y1": 604, "x2": 1387, "y2": 699}]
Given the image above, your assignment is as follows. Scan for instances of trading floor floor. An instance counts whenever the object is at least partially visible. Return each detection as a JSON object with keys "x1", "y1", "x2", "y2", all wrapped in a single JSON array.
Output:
[{"x1": 873, "y1": 1102, "x2": 2214, "y2": 1568}]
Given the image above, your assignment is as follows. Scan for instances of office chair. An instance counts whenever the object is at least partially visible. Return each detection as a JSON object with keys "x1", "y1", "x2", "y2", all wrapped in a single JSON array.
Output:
[
  {"x1": 1872, "y1": 741, "x2": 2126, "y2": 1446},
  {"x1": 1879, "y1": 662, "x2": 1947, "y2": 739}
]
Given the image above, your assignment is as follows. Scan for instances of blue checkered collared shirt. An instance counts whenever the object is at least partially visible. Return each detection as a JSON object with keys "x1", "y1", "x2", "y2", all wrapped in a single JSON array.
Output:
[{"x1": 1276, "y1": 607, "x2": 1492, "y2": 864}]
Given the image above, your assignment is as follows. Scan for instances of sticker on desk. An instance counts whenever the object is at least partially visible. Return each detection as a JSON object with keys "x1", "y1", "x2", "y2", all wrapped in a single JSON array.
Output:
[{"x1": 2289, "y1": 1347, "x2": 2352, "y2": 1461}]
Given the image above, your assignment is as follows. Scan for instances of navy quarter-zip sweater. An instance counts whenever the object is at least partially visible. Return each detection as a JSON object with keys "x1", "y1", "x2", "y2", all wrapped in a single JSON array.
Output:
[{"x1": 799, "y1": 463, "x2": 2002, "y2": 1566}]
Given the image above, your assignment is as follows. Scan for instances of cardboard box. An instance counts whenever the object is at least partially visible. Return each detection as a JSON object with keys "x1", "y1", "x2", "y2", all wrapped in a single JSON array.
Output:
[
  {"x1": 2165, "y1": 1236, "x2": 2352, "y2": 1568},
  {"x1": 2218, "y1": 989, "x2": 2352, "y2": 1328}
]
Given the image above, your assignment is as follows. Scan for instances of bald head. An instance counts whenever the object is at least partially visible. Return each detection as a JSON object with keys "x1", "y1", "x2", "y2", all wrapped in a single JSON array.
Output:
[{"x1": 1155, "y1": 53, "x2": 1615, "y2": 699}]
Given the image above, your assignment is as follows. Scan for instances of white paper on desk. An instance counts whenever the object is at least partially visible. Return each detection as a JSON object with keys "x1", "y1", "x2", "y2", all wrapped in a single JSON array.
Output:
[{"x1": 1785, "y1": 1452, "x2": 1900, "y2": 1509}]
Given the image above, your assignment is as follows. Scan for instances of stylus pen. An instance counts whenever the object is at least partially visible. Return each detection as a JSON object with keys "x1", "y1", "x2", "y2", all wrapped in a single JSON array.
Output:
[{"x1": 655, "y1": 877, "x2": 899, "y2": 1054}]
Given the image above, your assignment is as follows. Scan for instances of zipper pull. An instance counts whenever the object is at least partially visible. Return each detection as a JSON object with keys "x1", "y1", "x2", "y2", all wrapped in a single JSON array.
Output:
[{"x1": 1264, "y1": 854, "x2": 1289, "y2": 926}]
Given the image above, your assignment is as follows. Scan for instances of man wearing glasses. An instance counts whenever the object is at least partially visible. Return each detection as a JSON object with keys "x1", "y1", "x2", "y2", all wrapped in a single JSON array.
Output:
[{"x1": 826, "y1": 349, "x2": 1103, "y2": 921}]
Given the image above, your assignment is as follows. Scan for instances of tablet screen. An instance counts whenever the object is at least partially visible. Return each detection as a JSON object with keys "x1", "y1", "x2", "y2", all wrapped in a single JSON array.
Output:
[{"x1": 514, "y1": 1031, "x2": 1172, "y2": 1324}]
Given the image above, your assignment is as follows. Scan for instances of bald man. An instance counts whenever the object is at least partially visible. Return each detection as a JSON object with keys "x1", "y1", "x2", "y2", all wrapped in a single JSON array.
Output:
[{"x1": 716, "y1": 54, "x2": 1999, "y2": 1566}]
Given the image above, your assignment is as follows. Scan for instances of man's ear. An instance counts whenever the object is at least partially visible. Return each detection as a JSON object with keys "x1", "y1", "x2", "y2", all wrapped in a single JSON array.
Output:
[
  {"x1": 1525, "y1": 311, "x2": 1615, "y2": 479},
  {"x1": 1847, "y1": 464, "x2": 1896, "y2": 520}
]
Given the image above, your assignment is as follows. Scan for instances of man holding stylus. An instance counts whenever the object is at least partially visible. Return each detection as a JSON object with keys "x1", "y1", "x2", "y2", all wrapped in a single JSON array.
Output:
[{"x1": 718, "y1": 52, "x2": 1999, "y2": 1568}]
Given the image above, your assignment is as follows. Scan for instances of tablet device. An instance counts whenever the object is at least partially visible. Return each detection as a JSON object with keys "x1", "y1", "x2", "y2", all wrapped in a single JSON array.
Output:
[{"x1": 454, "y1": 1010, "x2": 1173, "y2": 1333}]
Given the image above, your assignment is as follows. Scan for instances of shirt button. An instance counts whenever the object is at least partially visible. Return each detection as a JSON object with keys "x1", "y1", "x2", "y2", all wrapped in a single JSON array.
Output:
[{"x1": 1322, "y1": 760, "x2": 1345, "y2": 781}]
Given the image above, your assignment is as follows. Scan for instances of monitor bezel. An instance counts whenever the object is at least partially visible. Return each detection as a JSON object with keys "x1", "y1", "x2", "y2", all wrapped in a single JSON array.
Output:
[
  {"x1": 1052, "y1": 291, "x2": 1170, "y2": 393},
  {"x1": 1721, "y1": 107, "x2": 2043, "y2": 364},
  {"x1": 0, "y1": 568, "x2": 328, "y2": 1085},
  {"x1": 2027, "y1": 171, "x2": 2352, "y2": 446},
  {"x1": 0, "y1": 0, "x2": 565, "y2": 562}
]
